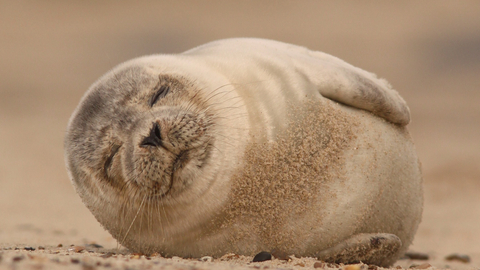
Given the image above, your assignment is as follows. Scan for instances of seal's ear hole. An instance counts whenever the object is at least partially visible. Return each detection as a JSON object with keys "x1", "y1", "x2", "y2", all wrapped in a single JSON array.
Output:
[{"x1": 149, "y1": 85, "x2": 170, "y2": 107}]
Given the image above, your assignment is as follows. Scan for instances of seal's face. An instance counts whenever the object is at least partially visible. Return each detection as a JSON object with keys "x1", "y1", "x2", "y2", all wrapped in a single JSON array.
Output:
[{"x1": 65, "y1": 66, "x2": 214, "y2": 207}]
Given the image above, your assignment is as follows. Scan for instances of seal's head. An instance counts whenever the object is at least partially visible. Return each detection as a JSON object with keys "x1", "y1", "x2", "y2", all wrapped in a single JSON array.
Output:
[
  {"x1": 66, "y1": 65, "x2": 214, "y2": 200},
  {"x1": 64, "y1": 64, "x2": 225, "y2": 252}
]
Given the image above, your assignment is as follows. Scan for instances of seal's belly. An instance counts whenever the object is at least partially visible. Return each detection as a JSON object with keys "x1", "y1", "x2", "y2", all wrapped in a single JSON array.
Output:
[
  {"x1": 214, "y1": 96, "x2": 422, "y2": 256},
  {"x1": 212, "y1": 97, "x2": 353, "y2": 252}
]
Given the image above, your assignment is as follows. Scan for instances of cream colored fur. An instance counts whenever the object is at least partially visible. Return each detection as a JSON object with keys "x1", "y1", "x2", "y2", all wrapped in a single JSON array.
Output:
[{"x1": 65, "y1": 38, "x2": 422, "y2": 266}]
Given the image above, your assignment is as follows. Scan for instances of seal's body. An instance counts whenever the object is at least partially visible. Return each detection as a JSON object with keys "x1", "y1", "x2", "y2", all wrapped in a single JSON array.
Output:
[{"x1": 65, "y1": 38, "x2": 422, "y2": 266}]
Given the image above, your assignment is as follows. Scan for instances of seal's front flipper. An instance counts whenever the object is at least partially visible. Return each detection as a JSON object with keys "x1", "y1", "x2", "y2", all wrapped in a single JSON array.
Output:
[
  {"x1": 294, "y1": 48, "x2": 411, "y2": 126},
  {"x1": 316, "y1": 233, "x2": 402, "y2": 267}
]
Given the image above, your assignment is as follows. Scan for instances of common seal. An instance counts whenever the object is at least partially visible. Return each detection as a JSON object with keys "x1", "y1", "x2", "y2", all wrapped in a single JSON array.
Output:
[{"x1": 64, "y1": 38, "x2": 423, "y2": 267}]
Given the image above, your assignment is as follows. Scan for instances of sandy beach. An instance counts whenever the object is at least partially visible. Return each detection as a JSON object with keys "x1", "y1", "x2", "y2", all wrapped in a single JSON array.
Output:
[{"x1": 1, "y1": 1, "x2": 479, "y2": 269}]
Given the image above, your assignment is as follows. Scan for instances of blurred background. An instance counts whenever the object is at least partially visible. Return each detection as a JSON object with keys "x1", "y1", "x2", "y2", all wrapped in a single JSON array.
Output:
[{"x1": 1, "y1": 0, "x2": 479, "y2": 262}]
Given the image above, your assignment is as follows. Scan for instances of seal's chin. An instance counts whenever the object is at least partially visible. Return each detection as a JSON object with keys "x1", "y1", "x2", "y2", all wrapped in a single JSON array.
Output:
[
  {"x1": 132, "y1": 144, "x2": 191, "y2": 199},
  {"x1": 133, "y1": 146, "x2": 210, "y2": 200},
  {"x1": 135, "y1": 151, "x2": 189, "y2": 198}
]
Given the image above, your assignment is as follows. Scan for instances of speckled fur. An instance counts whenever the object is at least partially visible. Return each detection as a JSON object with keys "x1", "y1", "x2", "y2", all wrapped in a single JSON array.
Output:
[{"x1": 65, "y1": 38, "x2": 422, "y2": 267}]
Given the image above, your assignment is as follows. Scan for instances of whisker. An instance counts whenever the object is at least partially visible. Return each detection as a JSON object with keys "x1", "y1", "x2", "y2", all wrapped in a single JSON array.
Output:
[{"x1": 121, "y1": 194, "x2": 147, "y2": 246}]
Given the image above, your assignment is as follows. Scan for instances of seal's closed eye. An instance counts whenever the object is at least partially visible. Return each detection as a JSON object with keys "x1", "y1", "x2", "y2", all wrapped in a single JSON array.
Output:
[{"x1": 149, "y1": 85, "x2": 170, "y2": 107}]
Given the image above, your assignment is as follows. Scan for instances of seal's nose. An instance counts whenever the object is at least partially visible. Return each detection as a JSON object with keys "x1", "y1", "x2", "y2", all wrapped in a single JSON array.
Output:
[{"x1": 140, "y1": 122, "x2": 163, "y2": 148}]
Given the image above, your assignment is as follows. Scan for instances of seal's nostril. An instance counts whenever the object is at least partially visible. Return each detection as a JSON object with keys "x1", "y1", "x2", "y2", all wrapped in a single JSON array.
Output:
[
  {"x1": 140, "y1": 122, "x2": 162, "y2": 148},
  {"x1": 154, "y1": 123, "x2": 161, "y2": 140}
]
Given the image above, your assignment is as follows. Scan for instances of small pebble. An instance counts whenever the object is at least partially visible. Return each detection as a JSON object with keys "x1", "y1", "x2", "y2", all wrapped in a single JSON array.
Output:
[
  {"x1": 200, "y1": 256, "x2": 213, "y2": 262},
  {"x1": 13, "y1": 255, "x2": 24, "y2": 262},
  {"x1": 24, "y1": 247, "x2": 36, "y2": 251},
  {"x1": 253, "y1": 251, "x2": 272, "y2": 262},
  {"x1": 404, "y1": 252, "x2": 429, "y2": 260},
  {"x1": 100, "y1": 253, "x2": 113, "y2": 259},
  {"x1": 445, "y1": 253, "x2": 470, "y2": 263},
  {"x1": 313, "y1": 261, "x2": 325, "y2": 268},
  {"x1": 295, "y1": 262, "x2": 305, "y2": 267},
  {"x1": 57, "y1": 244, "x2": 63, "y2": 247},
  {"x1": 71, "y1": 258, "x2": 80, "y2": 264},
  {"x1": 38, "y1": 246, "x2": 45, "y2": 250},
  {"x1": 68, "y1": 246, "x2": 85, "y2": 253}
]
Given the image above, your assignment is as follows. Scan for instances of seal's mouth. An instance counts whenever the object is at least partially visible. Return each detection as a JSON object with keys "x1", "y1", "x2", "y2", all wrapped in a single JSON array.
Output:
[
  {"x1": 172, "y1": 150, "x2": 188, "y2": 171},
  {"x1": 161, "y1": 150, "x2": 189, "y2": 198},
  {"x1": 133, "y1": 115, "x2": 212, "y2": 199},
  {"x1": 135, "y1": 122, "x2": 188, "y2": 198}
]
